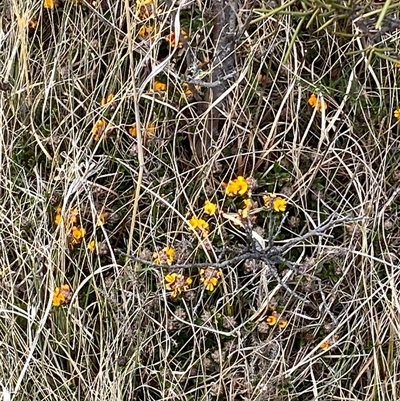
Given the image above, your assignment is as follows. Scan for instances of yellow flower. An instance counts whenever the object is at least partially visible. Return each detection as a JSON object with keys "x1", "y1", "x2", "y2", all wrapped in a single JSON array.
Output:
[
  {"x1": 204, "y1": 200, "x2": 217, "y2": 216},
  {"x1": 266, "y1": 315, "x2": 277, "y2": 326},
  {"x1": 136, "y1": 0, "x2": 157, "y2": 19},
  {"x1": 182, "y1": 83, "x2": 192, "y2": 97},
  {"x1": 308, "y1": 93, "x2": 327, "y2": 112},
  {"x1": 188, "y1": 216, "x2": 199, "y2": 229},
  {"x1": 138, "y1": 25, "x2": 155, "y2": 37},
  {"x1": 165, "y1": 272, "x2": 192, "y2": 298},
  {"x1": 55, "y1": 207, "x2": 79, "y2": 227},
  {"x1": 153, "y1": 247, "x2": 175, "y2": 265},
  {"x1": 101, "y1": 93, "x2": 114, "y2": 105},
  {"x1": 263, "y1": 194, "x2": 288, "y2": 212},
  {"x1": 163, "y1": 247, "x2": 175, "y2": 266},
  {"x1": 181, "y1": 82, "x2": 200, "y2": 99},
  {"x1": 54, "y1": 211, "x2": 62, "y2": 225},
  {"x1": 199, "y1": 267, "x2": 223, "y2": 291},
  {"x1": 223, "y1": 176, "x2": 248, "y2": 197},
  {"x1": 239, "y1": 199, "x2": 253, "y2": 218},
  {"x1": 273, "y1": 197, "x2": 287, "y2": 212},
  {"x1": 394, "y1": 108, "x2": 400, "y2": 120},
  {"x1": 88, "y1": 240, "x2": 96, "y2": 252},
  {"x1": 188, "y1": 216, "x2": 209, "y2": 237},
  {"x1": 52, "y1": 284, "x2": 72, "y2": 306},
  {"x1": 72, "y1": 226, "x2": 86, "y2": 240},
  {"x1": 44, "y1": 0, "x2": 55, "y2": 9},
  {"x1": 278, "y1": 320, "x2": 288, "y2": 329},
  {"x1": 97, "y1": 213, "x2": 106, "y2": 226},
  {"x1": 153, "y1": 252, "x2": 161, "y2": 265},
  {"x1": 154, "y1": 81, "x2": 167, "y2": 91}
]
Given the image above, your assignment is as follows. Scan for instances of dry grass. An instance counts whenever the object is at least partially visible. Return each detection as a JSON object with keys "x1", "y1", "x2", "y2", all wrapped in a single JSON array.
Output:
[{"x1": 1, "y1": 0, "x2": 400, "y2": 400}]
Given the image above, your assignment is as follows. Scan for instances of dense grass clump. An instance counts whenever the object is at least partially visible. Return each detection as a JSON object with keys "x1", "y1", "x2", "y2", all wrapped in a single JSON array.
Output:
[{"x1": 1, "y1": 0, "x2": 400, "y2": 400}]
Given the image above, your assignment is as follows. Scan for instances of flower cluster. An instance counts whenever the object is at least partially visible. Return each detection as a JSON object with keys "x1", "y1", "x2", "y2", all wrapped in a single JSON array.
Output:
[
  {"x1": 263, "y1": 194, "x2": 288, "y2": 212},
  {"x1": 223, "y1": 176, "x2": 248, "y2": 197},
  {"x1": 188, "y1": 215, "x2": 209, "y2": 237},
  {"x1": 52, "y1": 284, "x2": 72, "y2": 306},
  {"x1": 129, "y1": 122, "x2": 156, "y2": 138},
  {"x1": 165, "y1": 30, "x2": 188, "y2": 48},
  {"x1": 136, "y1": 0, "x2": 157, "y2": 19},
  {"x1": 165, "y1": 273, "x2": 192, "y2": 298},
  {"x1": 153, "y1": 247, "x2": 175, "y2": 266},
  {"x1": 181, "y1": 82, "x2": 199, "y2": 99},
  {"x1": 265, "y1": 311, "x2": 288, "y2": 329},
  {"x1": 308, "y1": 93, "x2": 327, "y2": 112},
  {"x1": 138, "y1": 25, "x2": 155, "y2": 38},
  {"x1": 101, "y1": 93, "x2": 114, "y2": 106},
  {"x1": 91, "y1": 119, "x2": 113, "y2": 141},
  {"x1": 54, "y1": 206, "x2": 86, "y2": 247},
  {"x1": 199, "y1": 267, "x2": 223, "y2": 291}
]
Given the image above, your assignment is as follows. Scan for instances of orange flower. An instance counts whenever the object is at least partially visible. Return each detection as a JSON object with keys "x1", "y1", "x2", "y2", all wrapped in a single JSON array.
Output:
[
  {"x1": 91, "y1": 119, "x2": 108, "y2": 141},
  {"x1": 55, "y1": 207, "x2": 79, "y2": 228},
  {"x1": 101, "y1": 93, "x2": 114, "y2": 105},
  {"x1": 72, "y1": 226, "x2": 86, "y2": 240},
  {"x1": 308, "y1": 93, "x2": 327, "y2": 112},
  {"x1": 165, "y1": 30, "x2": 188, "y2": 48},
  {"x1": 320, "y1": 335, "x2": 338, "y2": 351},
  {"x1": 153, "y1": 81, "x2": 167, "y2": 91},
  {"x1": 266, "y1": 315, "x2": 277, "y2": 326},
  {"x1": 129, "y1": 122, "x2": 156, "y2": 138},
  {"x1": 138, "y1": 25, "x2": 155, "y2": 37},
  {"x1": 53, "y1": 284, "x2": 72, "y2": 306}
]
